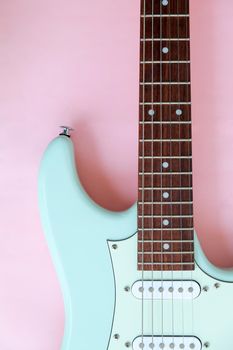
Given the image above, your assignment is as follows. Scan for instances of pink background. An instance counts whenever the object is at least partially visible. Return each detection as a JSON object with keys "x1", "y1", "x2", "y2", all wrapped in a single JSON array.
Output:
[{"x1": 1, "y1": 0, "x2": 233, "y2": 349}]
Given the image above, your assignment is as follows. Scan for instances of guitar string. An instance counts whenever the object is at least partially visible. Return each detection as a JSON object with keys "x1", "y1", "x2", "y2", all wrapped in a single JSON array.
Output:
[
  {"x1": 177, "y1": 0, "x2": 185, "y2": 344},
  {"x1": 168, "y1": 0, "x2": 175, "y2": 345},
  {"x1": 159, "y1": 0, "x2": 165, "y2": 344},
  {"x1": 185, "y1": 0, "x2": 195, "y2": 340},
  {"x1": 150, "y1": 0, "x2": 154, "y2": 347},
  {"x1": 140, "y1": 0, "x2": 146, "y2": 347}
]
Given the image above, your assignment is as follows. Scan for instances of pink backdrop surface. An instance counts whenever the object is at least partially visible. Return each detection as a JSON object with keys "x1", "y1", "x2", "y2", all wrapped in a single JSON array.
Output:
[{"x1": 1, "y1": 0, "x2": 233, "y2": 349}]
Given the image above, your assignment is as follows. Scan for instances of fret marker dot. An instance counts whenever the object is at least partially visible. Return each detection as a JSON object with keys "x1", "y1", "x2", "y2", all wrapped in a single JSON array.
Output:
[
  {"x1": 148, "y1": 109, "x2": 155, "y2": 117},
  {"x1": 162, "y1": 0, "x2": 168, "y2": 6},
  {"x1": 163, "y1": 192, "x2": 169, "y2": 199},
  {"x1": 163, "y1": 219, "x2": 169, "y2": 226},
  {"x1": 176, "y1": 109, "x2": 183, "y2": 116},
  {"x1": 162, "y1": 47, "x2": 169, "y2": 54},
  {"x1": 163, "y1": 243, "x2": 170, "y2": 250},
  {"x1": 162, "y1": 161, "x2": 169, "y2": 169}
]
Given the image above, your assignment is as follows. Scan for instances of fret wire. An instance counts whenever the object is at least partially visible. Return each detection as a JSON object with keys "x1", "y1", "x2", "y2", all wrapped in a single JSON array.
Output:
[
  {"x1": 140, "y1": 102, "x2": 191, "y2": 105},
  {"x1": 138, "y1": 201, "x2": 193, "y2": 204},
  {"x1": 139, "y1": 139, "x2": 192, "y2": 142},
  {"x1": 138, "y1": 252, "x2": 194, "y2": 255},
  {"x1": 138, "y1": 262, "x2": 194, "y2": 266},
  {"x1": 139, "y1": 172, "x2": 192, "y2": 175},
  {"x1": 140, "y1": 38, "x2": 190, "y2": 41},
  {"x1": 140, "y1": 81, "x2": 190, "y2": 84},
  {"x1": 138, "y1": 228, "x2": 193, "y2": 231},
  {"x1": 139, "y1": 215, "x2": 193, "y2": 218},
  {"x1": 140, "y1": 62, "x2": 190, "y2": 64},
  {"x1": 141, "y1": 15, "x2": 190, "y2": 18},
  {"x1": 139, "y1": 122, "x2": 191, "y2": 124},
  {"x1": 139, "y1": 156, "x2": 192, "y2": 159},
  {"x1": 138, "y1": 239, "x2": 193, "y2": 242},
  {"x1": 139, "y1": 188, "x2": 192, "y2": 191}
]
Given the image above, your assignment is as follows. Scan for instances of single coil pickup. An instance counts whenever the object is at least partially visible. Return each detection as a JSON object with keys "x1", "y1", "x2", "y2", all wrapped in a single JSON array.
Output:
[
  {"x1": 131, "y1": 280, "x2": 200, "y2": 300},
  {"x1": 133, "y1": 336, "x2": 202, "y2": 350}
]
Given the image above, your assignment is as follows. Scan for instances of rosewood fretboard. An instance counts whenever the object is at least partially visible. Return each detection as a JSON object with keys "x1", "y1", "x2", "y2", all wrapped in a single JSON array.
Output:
[{"x1": 138, "y1": 0, "x2": 194, "y2": 271}]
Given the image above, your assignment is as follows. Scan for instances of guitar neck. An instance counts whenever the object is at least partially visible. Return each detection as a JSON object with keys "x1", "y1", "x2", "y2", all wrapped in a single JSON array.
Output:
[{"x1": 138, "y1": 0, "x2": 194, "y2": 271}]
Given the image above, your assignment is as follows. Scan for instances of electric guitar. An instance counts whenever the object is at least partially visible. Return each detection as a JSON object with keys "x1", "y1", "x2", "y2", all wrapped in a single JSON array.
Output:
[{"x1": 39, "y1": 1, "x2": 233, "y2": 349}]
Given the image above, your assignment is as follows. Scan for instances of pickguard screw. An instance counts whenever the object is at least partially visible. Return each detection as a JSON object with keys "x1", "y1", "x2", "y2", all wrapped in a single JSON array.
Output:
[
  {"x1": 124, "y1": 286, "x2": 130, "y2": 292},
  {"x1": 203, "y1": 286, "x2": 209, "y2": 292},
  {"x1": 112, "y1": 244, "x2": 118, "y2": 250},
  {"x1": 113, "y1": 334, "x2": 120, "y2": 340},
  {"x1": 214, "y1": 283, "x2": 220, "y2": 288},
  {"x1": 125, "y1": 342, "x2": 131, "y2": 348},
  {"x1": 204, "y1": 342, "x2": 210, "y2": 348}
]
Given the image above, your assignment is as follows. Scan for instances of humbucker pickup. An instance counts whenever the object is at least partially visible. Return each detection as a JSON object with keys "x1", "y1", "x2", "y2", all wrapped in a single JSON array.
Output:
[
  {"x1": 133, "y1": 336, "x2": 202, "y2": 350},
  {"x1": 131, "y1": 280, "x2": 201, "y2": 300}
]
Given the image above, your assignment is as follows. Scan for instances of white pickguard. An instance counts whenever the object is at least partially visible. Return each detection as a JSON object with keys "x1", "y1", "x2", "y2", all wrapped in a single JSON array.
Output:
[{"x1": 108, "y1": 234, "x2": 233, "y2": 350}]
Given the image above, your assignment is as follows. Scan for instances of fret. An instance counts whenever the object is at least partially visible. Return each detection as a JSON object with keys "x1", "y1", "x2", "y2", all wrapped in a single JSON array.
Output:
[
  {"x1": 138, "y1": 203, "x2": 193, "y2": 216},
  {"x1": 139, "y1": 123, "x2": 191, "y2": 139},
  {"x1": 140, "y1": 85, "x2": 190, "y2": 103},
  {"x1": 139, "y1": 174, "x2": 192, "y2": 188},
  {"x1": 141, "y1": 41, "x2": 190, "y2": 61},
  {"x1": 139, "y1": 159, "x2": 192, "y2": 173},
  {"x1": 139, "y1": 157, "x2": 191, "y2": 169},
  {"x1": 139, "y1": 187, "x2": 192, "y2": 190},
  {"x1": 141, "y1": 15, "x2": 190, "y2": 18},
  {"x1": 138, "y1": 240, "x2": 194, "y2": 243},
  {"x1": 140, "y1": 105, "x2": 191, "y2": 122},
  {"x1": 138, "y1": 251, "x2": 193, "y2": 254},
  {"x1": 138, "y1": 254, "x2": 194, "y2": 264},
  {"x1": 138, "y1": 218, "x2": 193, "y2": 229},
  {"x1": 139, "y1": 142, "x2": 192, "y2": 157},
  {"x1": 138, "y1": 189, "x2": 192, "y2": 202},
  {"x1": 139, "y1": 172, "x2": 192, "y2": 175},
  {"x1": 140, "y1": 17, "x2": 189, "y2": 39},
  {"x1": 140, "y1": 80, "x2": 191, "y2": 84},
  {"x1": 139, "y1": 215, "x2": 193, "y2": 218},
  {"x1": 138, "y1": 262, "x2": 194, "y2": 265},
  {"x1": 138, "y1": 228, "x2": 193, "y2": 231},
  {"x1": 138, "y1": 241, "x2": 194, "y2": 251},
  {"x1": 138, "y1": 201, "x2": 193, "y2": 204},
  {"x1": 141, "y1": 0, "x2": 189, "y2": 16},
  {"x1": 138, "y1": 230, "x2": 193, "y2": 241},
  {"x1": 140, "y1": 63, "x2": 190, "y2": 82},
  {"x1": 138, "y1": 263, "x2": 194, "y2": 271},
  {"x1": 140, "y1": 38, "x2": 190, "y2": 41},
  {"x1": 139, "y1": 122, "x2": 191, "y2": 125},
  {"x1": 140, "y1": 102, "x2": 191, "y2": 105},
  {"x1": 139, "y1": 139, "x2": 192, "y2": 142},
  {"x1": 139, "y1": 185, "x2": 192, "y2": 191},
  {"x1": 139, "y1": 156, "x2": 192, "y2": 159}
]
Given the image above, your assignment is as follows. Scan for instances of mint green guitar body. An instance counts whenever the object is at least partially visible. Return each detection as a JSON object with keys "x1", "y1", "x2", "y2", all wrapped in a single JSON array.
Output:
[{"x1": 39, "y1": 135, "x2": 233, "y2": 350}]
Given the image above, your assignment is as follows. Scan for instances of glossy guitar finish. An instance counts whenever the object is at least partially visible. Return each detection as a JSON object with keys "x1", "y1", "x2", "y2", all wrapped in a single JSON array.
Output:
[{"x1": 39, "y1": 136, "x2": 233, "y2": 350}]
